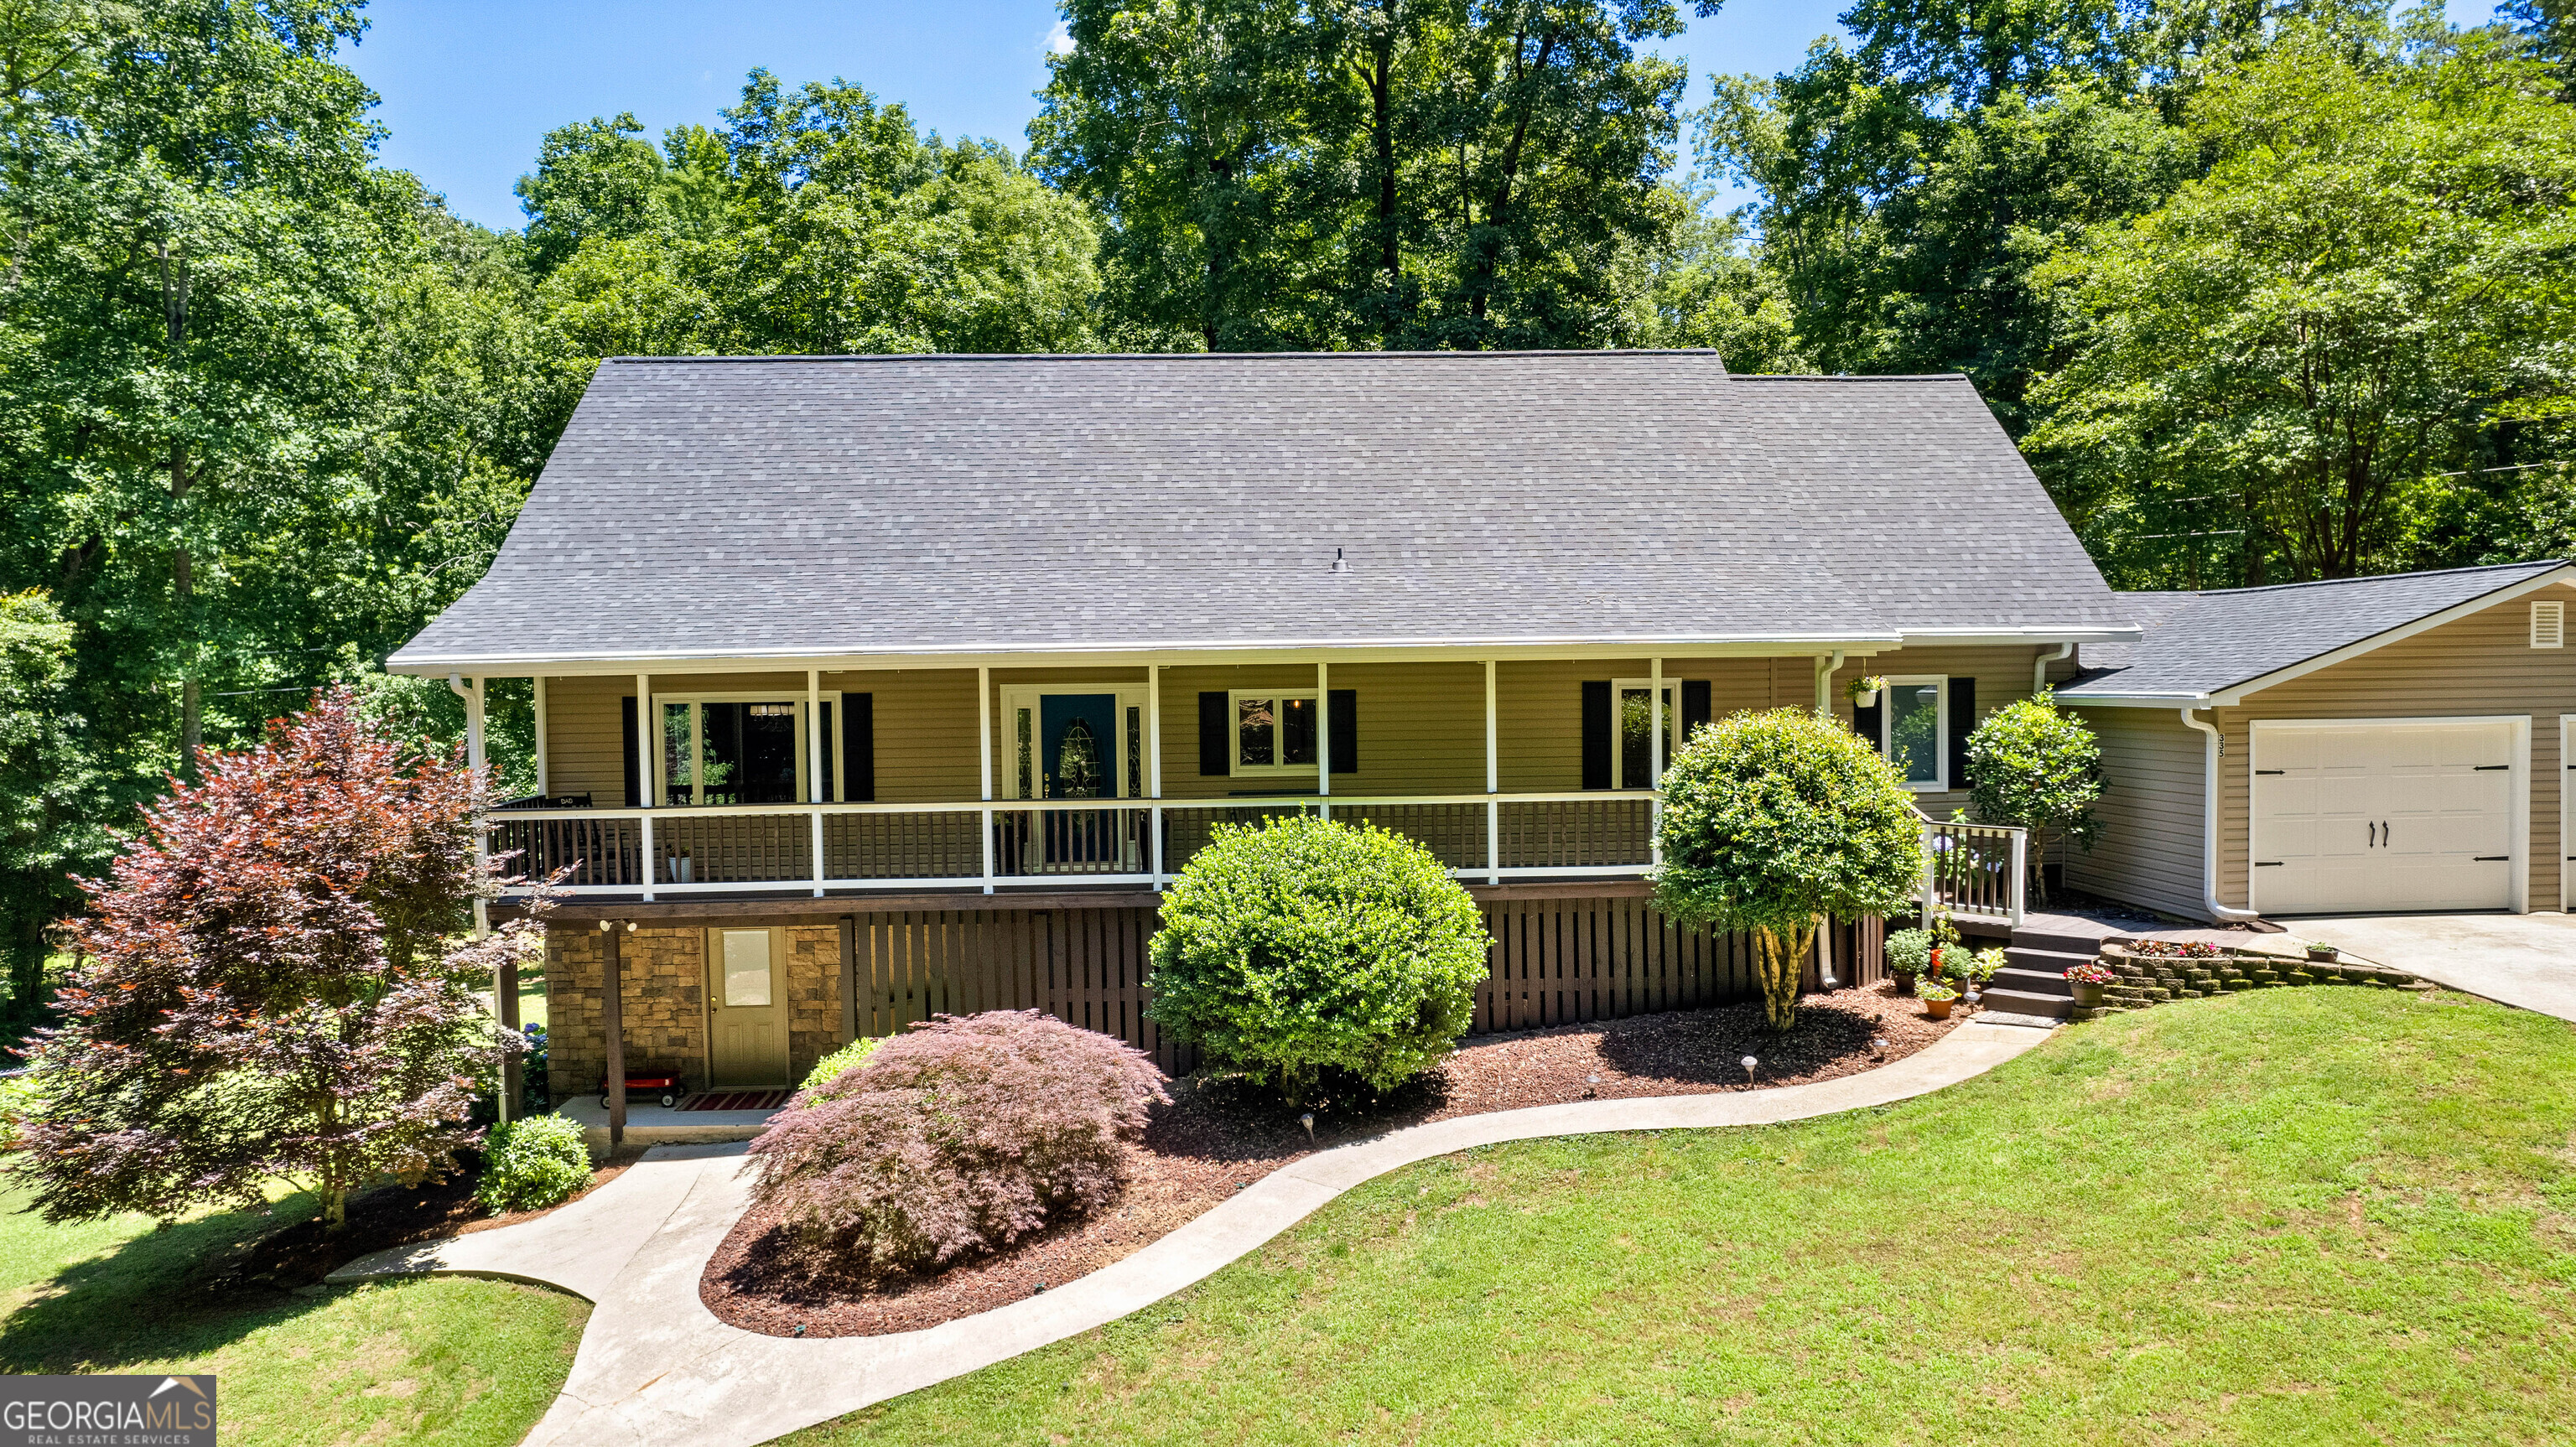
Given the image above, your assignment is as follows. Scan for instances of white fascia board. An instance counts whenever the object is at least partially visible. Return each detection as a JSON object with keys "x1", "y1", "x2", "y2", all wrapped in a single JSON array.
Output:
[
  {"x1": 385, "y1": 632, "x2": 1908, "y2": 678},
  {"x1": 2056, "y1": 692, "x2": 2215, "y2": 708}
]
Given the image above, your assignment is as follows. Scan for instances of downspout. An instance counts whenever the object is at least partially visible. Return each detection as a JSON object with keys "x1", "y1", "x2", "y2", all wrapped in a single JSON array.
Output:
[
  {"x1": 1813, "y1": 651, "x2": 1845, "y2": 714},
  {"x1": 2034, "y1": 642, "x2": 2073, "y2": 696},
  {"x1": 2179, "y1": 708, "x2": 2262, "y2": 925}
]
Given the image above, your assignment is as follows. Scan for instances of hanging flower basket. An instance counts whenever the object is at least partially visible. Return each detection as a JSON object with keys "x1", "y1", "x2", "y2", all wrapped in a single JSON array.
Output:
[{"x1": 1848, "y1": 675, "x2": 1888, "y2": 708}]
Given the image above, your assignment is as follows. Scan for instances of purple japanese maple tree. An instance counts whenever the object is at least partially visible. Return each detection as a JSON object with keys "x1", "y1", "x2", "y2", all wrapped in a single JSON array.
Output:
[{"x1": 11, "y1": 688, "x2": 541, "y2": 1232}]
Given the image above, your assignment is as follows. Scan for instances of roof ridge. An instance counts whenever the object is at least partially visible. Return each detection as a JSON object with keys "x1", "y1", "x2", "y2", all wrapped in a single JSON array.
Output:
[
  {"x1": 598, "y1": 350, "x2": 1729, "y2": 365},
  {"x1": 2136, "y1": 558, "x2": 2568, "y2": 600}
]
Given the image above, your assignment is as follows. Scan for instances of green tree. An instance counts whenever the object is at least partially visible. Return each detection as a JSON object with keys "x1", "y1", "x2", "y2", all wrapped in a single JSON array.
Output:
[
  {"x1": 1035, "y1": 0, "x2": 1704, "y2": 351},
  {"x1": 1964, "y1": 691, "x2": 2101, "y2": 902},
  {"x1": 1654, "y1": 709, "x2": 1924, "y2": 1032},
  {"x1": 2023, "y1": 22, "x2": 2576, "y2": 584},
  {"x1": 0, "y1": 590, "x2": 104, "y2": 1010},
  {"x1": 1642, "y1": 189, "x2": 1810, "y2": 371}
]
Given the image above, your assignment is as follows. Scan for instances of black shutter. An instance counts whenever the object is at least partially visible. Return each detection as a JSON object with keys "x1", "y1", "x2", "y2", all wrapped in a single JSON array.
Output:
[
  {"x1": 1199, "y1": 692, "x2": 1229, "y2": 775},
  {"x1": 1328, "y1": 689, "x2": 1356, "y2": 774},
  {"x1": 621, "y1": 695, "x2": 641, "y2": 807},
  {"x1": 1853, "y1": 696, "x2": 1883, "y2": 752},
  {"x1": 841, "y1": 692, "x2": 875, "y2": 802},
  {"x1": 1581, "y1": 681, "x2": 1612, "y2": 790},
  {"x1": 1681, "y1": 679, "x2": 1711, "y2": 743},
  {"x1": 1948, "y1": 677, "x2": 1976, "y2": 789}
]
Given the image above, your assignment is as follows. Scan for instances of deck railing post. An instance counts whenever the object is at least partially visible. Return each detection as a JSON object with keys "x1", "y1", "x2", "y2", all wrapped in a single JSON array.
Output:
[
  {"x1": 1151, "y1": 805, "x2": 1166, "y2": 889},
  {"x1": 2010, "y1": 827, "x2": 2028, "y2": 927},
  {"x1": 1484, "y1": 660, "x2": 1500, "y2": 884},
  {"x1": 808, "y1": 669, "x2": 825, "y2": 897},
  {"x1": 1649, "y1": 656, "x2": 1664, "y2": 870},
  {"x1": 978, "y1": 665, "x2": 994, "y2": 895}
]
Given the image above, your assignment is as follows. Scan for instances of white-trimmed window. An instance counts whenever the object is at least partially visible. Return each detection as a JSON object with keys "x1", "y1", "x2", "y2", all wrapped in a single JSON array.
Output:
[
  {"x1": 654, "y1": 693, "x2": 838, "y2": 806},
  {"x1": 1231, "y1": 690, "x2": 1318, "y2": 775},
  {"x1": 1880, "y1": 676, "x2": 1947, "y2": 791},
  {"x1": 1612, "y1": 678, "x2": 1680, "y2": 789}
]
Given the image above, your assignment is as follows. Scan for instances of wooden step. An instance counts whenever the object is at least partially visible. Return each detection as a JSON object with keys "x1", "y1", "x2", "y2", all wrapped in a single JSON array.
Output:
[
  {"x1": 1978, "y1": 988, "x2": 2074, "y2": 1019},
  {"x1": 1992, "y1": 966, "x2": 2073, "y2": 999}
]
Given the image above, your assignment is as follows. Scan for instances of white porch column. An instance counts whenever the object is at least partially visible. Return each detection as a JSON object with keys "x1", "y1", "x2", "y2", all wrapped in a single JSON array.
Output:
[
  {"x1": 1148, "y1": 664, "x2": 1164, "y2": 889},
  {"x1": 1316, "y1": 661, "x2": 1330, "y2": 817},
  {"x1": 1649, "y1": 656, "x2": 1664, "y2": 869},
  {"x1": 978, "y1": 666, "x2": 995, "y2": 895},
  {"x1": 1484, "y1": 660, "x2": 1499, "y2": 885},
  {"x1": 532, "y1": 675, "x2": 548, "y2": 796},
  {"x1": 808, "y1": 668, "x2": 825, "y2": 897},
  {"x1": 635, "y1": 671, "x2": 656, "y2": 901},
  {"x1": 455, "y1": 675, "x2": 488, "y2": 935}
]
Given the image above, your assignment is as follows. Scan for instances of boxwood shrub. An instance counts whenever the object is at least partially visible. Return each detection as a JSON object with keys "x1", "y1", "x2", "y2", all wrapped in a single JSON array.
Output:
[
  {"x1": 798, "y1": 1035, "x2": 882, "y2": 1100},
  {"x1": 1145, "y1": 815, "x2": 1488, "y2": 1103},
  {"x1": 475, "y1": 1113, "x2": 591, "y2": 1214}
]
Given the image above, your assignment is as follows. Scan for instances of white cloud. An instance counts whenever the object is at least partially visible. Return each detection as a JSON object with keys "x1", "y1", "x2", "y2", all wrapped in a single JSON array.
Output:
[{"x1": 1046, "y1": 19, "x2": 1074, "y2": 54}]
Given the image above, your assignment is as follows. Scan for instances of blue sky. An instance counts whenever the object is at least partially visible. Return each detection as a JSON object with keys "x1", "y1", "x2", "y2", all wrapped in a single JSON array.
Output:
[{"x1": 347, "y1": 0, "x2": 2504, "y2": 234}]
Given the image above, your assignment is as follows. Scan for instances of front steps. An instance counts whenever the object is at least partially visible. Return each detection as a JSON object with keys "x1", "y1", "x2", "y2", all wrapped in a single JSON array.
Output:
[{"x1": 1972, "y1": 918, "x2": 2117, "y2": 1021}]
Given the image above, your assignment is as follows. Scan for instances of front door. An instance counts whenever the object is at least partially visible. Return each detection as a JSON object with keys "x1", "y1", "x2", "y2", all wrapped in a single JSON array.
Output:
[
  {"x1": 1038, "y1": 693, "x2": 1120, "y2": 866},
  {"x1": 706, "y1": 927, "x2": 790, "y2": 1087}
]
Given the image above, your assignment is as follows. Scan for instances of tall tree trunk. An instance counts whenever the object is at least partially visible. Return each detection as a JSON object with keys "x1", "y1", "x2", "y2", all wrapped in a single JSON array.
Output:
[
  {"x1": 1753, "y1": 919, "x2": 1818, "y2": 1032},
  {"x1": 1465, "y1": 28, "x2": 1557, "y2": 326},
  {"x1": 160, "y1": 241, "x2": 200, "y2": 773},
  {"x1": 1370, "y1": 29, "x2": 1398, "y2": 345}
]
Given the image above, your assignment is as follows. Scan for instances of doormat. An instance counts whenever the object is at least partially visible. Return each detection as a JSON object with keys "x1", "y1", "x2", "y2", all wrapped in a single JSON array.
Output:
[{"x1": 682, "y1": 1091, "x2": 793, "y2": 1112}]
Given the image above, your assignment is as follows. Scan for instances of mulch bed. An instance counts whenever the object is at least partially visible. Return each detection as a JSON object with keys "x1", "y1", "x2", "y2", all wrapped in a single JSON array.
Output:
[
  {"x1": 195, "y1": 1144, "x2": 648, "y2": 1300},
  {"x1": 701, "y1": 984, "x2": 1961, "y2": 1340}
]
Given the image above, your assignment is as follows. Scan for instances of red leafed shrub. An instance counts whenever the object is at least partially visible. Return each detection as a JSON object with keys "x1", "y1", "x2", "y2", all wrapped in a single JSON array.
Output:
[
  {"x1": 10, "y1": 688, "x2": 541, "y2": 1232},
  {"x1": 745, "y1": 1010, "x2": 1167, "y2": 1276}
]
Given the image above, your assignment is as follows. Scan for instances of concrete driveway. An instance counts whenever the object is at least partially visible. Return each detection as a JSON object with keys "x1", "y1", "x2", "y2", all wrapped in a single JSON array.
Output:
[{"x1": 2288, "y1": 913, "x2": 2576, "y2": 1024}]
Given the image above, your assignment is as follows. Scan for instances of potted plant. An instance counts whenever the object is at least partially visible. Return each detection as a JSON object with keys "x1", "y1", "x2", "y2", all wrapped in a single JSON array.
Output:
[
  {"x1": 1884, "y1": 927, "x2": 1932, "y2": 993},
  {"x1": 2064, "y1": 960, "x2": 2115, "y2": 1009},
  {"x1": 2303, "y1": 941, "x2": 2339, "y2": 964},
  {"x1": 1918, "y1": 980, "x2": 1961, "y2": 1019},
  {"x1": 1848, "y1": 675, "x2": 1888, "y2": 708}
]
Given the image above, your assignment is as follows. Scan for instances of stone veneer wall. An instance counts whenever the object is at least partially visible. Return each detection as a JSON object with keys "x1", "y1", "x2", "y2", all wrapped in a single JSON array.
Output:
[{"x1": 543, "y1": 923, "x2": 844, "y2": 1100}]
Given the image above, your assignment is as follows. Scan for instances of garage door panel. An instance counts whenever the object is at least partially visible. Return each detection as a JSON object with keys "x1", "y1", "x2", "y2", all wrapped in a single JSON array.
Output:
[{"x1": 2254, "y1": 720, "x2": 2517, "y2": 915}]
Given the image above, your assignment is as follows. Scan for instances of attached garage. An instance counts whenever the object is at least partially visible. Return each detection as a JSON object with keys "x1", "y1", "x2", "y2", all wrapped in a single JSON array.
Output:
[
  {"x1": 2247, "y1": 718, "x2": 2522, "y2": 915},
  {"x1": 2058, "y1": 562, "x2": 2573, "y2": 923}
]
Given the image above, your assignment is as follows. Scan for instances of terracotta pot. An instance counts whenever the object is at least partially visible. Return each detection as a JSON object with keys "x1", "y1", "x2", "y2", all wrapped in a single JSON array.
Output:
[
  {"x1": 1924, "y1": 997, "x2": 1955, "y2": 1019},
  {"x1": 2071, "y1": 981, "x2": 2106, "y2": 1008}
]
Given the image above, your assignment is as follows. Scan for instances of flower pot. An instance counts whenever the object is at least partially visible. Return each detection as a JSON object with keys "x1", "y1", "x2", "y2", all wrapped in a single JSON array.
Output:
[
  {"x1": 2071, "y1": 981, "x2": 2105, "y2": 1008},
  {"x1": 1891, "y1": 969, "x2": 1918, "y2": 995},
  {"x1": 1924, "y1": 997, "x2": 1955, "y2": 1019},
  {"x1": 2305, "y1": 947, "x2": 2339, "y2": 964},
  {"x1": 1852, "y1": 689, "x2": 1879, "y2": 708}
]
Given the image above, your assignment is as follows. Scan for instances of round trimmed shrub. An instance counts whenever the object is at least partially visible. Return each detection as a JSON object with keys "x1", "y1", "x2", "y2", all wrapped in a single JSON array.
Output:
[
  {"x1": 798, "y1": 1035, "x2": 882, "y2": 1100},
  {"x1": 746, "y1": 1010, "x2": 1166, "y2": 1277},
  {"x1": 1145, "y1": 815, "x2": 1488, "y2": 1103},
  {"x1": 475, "y1": 1114, "x2": 591, "y2": 1215}
]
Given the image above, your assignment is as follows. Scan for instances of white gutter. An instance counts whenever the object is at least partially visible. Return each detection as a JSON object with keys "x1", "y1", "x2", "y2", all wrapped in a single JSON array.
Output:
[
  {"x1": 2179, "y1": 708, "x2": 2262, "y2": 925},
  {"x1": 2034, "y1": 641, "x2": 2073, "y2": 695}
]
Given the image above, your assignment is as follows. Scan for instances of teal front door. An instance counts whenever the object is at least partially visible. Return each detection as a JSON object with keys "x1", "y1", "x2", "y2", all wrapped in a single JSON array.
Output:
[{"x1": 1038, "y1": 694, "x2": 1120, "y2": 867}]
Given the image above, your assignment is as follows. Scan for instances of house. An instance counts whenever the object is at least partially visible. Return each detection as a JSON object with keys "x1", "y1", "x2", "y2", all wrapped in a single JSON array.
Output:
[
  {"x1": 2056, "y1": 561, "x2": 2575, "y2": 923},
  {"x1": 388, "y1": 350, "x2": 2136, "y2": 1123}
]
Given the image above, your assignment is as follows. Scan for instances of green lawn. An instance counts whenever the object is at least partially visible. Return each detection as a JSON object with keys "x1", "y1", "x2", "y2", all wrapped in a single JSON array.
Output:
[
  {"x1": 0, "y1": 1185, "x2": 587, "y2": 1445},
  {"x1": 796, "y1": 987, "x2": 2576, "y2": 1446}
]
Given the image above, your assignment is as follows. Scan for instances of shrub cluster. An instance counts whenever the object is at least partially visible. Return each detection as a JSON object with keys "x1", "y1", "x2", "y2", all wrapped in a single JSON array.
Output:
[
  {"x1": 746, "y1": 1010, "x2": 1166, "y2": 1276},
  {"x1": 475, "y1": 1114, "x2": 592, "y2": 1215},
  {"x1": 1145, "y1": 816, "x2": 1487, "y2": 1102},
  {"x1": 798, "y1": 1035, "x2": 883, "y2": 1099}
]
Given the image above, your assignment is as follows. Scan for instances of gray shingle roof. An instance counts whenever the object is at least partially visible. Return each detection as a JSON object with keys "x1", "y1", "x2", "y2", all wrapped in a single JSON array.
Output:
[
  {"x1": 391, "y1": 351, "x2": 2132, "y2": 668},
  {"x1": 2058, "y1": 560, "x2": 2570, "y2": 703}
]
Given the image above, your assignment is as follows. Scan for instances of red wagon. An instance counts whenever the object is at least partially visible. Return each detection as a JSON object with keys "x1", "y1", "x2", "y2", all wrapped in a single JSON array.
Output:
[{"x1": 600, "y1": 1073, "x2": 683, "y2": 1110}]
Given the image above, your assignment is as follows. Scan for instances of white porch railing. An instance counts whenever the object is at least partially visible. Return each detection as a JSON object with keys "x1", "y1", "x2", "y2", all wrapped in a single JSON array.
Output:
[
  {"x1": 1920, "y1": 817, "x2": 2028, "y2": 927},
  {"x1": 486, "y1": 791, "x2": 1666, "y2": 900}
]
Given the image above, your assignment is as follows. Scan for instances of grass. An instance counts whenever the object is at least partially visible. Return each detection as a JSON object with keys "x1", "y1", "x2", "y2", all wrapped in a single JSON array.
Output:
[
  {"x1": 791, "y1": 987, "x2": 2576, "y2": 1446},
  {"x1": 0, "y1": 1184, "x2": 587, "y2": 1445}
]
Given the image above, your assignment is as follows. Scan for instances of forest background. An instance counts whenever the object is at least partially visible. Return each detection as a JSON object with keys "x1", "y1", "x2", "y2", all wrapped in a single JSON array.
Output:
[{"x1": 3, "y1": 0, "x2": 2571, "y2": 998}]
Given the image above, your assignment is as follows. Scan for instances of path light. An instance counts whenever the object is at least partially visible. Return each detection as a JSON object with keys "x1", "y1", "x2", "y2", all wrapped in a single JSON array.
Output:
[
  {"x1": 1871, "y1": 1036, "x2": 1888, "y2": 1059},
  {"x1": 1742, "y1": 1055, "x2": 1758, "y2": 1085},
  {"x1": 1299, "y1": 1111, "x2": 1315, "y2": 1142}
]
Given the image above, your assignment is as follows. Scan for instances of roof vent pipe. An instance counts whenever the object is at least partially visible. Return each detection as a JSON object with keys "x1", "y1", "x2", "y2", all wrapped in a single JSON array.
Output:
[{"x1": 1331, "y1": 547, "x2": 1348, "y2": 573}]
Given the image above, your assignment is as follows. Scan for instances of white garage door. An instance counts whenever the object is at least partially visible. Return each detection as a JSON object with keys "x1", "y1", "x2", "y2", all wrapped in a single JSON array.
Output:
[{"x1": 2251, "y1": 720, "x2": 2518, "y2": 915}]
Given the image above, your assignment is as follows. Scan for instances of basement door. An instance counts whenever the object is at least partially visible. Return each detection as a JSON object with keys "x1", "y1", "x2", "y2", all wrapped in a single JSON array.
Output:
[
  {"x1": 706, "y1": 927, "x2": 792, "y2": 1088},
  {"x1": 2250, "y1": 719, "x2": 2520, "y2": 915}
]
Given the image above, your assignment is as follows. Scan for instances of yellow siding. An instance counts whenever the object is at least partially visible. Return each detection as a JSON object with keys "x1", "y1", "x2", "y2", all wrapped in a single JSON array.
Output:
[
  {"x1": 2064, "y1": 705, "x2": 2207, "y2": 921},
  {"x1": 2210, "y1": 587, "x2": 2574, "y2": 912}
]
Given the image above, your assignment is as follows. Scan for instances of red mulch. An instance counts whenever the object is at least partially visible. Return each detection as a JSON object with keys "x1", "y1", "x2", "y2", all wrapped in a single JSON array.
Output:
[{"x1": 700, "y1": 983, "x2": 1961, "y2": 1339}]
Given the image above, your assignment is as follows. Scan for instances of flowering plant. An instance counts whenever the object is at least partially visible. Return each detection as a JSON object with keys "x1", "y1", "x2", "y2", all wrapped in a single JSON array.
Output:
[
  {"x1": 1916, "y1": 981, "x2": 1960, "y2": 1002},
  {"x1": 2064, "y1": 961, "x2": 2116, "y2": 985},
  {"x1": 2126, "y1": 939, "x2": 2225, "y2": 959}
]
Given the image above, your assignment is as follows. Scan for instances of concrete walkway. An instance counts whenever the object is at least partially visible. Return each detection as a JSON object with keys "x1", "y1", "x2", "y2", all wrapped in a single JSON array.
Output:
[
  {"x1": 334, "y1": 1019, "x2": 2051, "y2": 1447},
  {"x1": 2289, "y1": 912, "x2": 2576, "y2": 1024}
]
